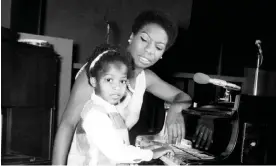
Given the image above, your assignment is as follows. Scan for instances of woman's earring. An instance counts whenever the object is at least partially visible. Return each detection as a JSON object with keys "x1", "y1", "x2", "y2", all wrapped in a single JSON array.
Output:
[
  {"x1": 128, "y1": 39, "x2": 131, "y2": 43},
  {"x1": 160, "y1": 56, "x2": 163, "y2": 59}
]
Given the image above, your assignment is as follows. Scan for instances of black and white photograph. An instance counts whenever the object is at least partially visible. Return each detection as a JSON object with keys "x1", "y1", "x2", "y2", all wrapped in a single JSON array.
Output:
[{"x1": 2, "y1": 0, "x2": 276, "y2": 165}]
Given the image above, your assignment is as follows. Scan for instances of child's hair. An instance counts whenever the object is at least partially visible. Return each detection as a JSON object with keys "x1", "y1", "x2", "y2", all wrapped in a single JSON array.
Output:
[
  {"x1": 132, "y1": 10, "x2": 178, "y2": 50},
  {"x1": 85, "y1": 44, "x2": 133, "y2": 86}
]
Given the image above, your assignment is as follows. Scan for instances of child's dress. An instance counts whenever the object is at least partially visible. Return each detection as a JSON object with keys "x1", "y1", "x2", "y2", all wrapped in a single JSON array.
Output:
[{"x1": 67, "y1": 92, "x2": 153, "y2": 166}]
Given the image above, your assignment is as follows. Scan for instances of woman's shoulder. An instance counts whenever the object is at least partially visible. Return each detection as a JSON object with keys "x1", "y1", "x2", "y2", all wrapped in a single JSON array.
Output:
[
  {"x1": 72, "y1": 67, "x2": 93, "y2": 94},
  {"x1": 75, "y1": 63, "x2": 87, "y2": 80}
]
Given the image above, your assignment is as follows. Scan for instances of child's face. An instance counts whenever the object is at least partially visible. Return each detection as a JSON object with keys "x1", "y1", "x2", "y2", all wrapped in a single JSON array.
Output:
[{"x1": 96, "y1": 63, "x2": 128, "y2": 105}]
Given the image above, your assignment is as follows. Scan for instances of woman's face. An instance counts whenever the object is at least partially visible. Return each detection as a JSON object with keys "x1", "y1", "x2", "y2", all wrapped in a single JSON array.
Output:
[{"x1": 128, "y1": 23, "x2": 168, "y2": 69}]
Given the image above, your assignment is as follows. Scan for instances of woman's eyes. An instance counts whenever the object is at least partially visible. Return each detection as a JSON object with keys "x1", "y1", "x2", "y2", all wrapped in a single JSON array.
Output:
[
  {"x1": 141, "y1": 36, "x2": 147, "y2": 42},
  {"x1": 141, "y1": 36, "x2": 164, "y2": 51},
  {"x1": 156, "y1": 47, "x2": 163, "y2": 51}
]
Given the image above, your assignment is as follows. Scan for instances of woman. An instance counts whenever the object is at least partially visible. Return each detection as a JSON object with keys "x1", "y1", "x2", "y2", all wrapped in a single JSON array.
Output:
[{"x1": 52, "y1": 10, "x2": 192, "y2": 165}]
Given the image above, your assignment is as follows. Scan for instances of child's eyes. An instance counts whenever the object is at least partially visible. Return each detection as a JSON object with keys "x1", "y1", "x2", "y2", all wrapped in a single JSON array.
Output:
[
  {"x1": 120, "y1": 80, "x2": 127, "y2": 84},
  {"x1": 106, "y1": 78, "x2": 113, "y2": 82}
]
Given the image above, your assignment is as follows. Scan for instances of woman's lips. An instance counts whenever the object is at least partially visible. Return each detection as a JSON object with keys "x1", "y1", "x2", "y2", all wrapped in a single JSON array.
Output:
[{"x1": 139, "y1": 56, "x2": 151, "y2": 65}]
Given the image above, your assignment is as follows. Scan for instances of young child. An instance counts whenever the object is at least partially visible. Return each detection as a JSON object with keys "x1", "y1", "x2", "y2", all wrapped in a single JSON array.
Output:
[{"x1": 67, "y1": 44, "x2": 174, "y2": 166}]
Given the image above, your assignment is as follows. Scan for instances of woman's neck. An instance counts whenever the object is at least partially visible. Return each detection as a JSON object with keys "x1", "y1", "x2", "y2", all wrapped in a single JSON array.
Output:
[
  {"x1": 128, "y1": 68, "x2": 142, "y2": 89},
  {"x1": 126, "y1": 47, "x2": 144, "y2": 78},
  {"x1": 133, "y1": 68, "x2": 143, "y2": 78}
]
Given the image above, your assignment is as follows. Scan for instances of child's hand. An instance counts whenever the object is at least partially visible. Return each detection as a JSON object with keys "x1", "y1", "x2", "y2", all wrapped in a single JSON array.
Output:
[{"x1": 152, "y1": 146, "x2": 174, "y2": 159}]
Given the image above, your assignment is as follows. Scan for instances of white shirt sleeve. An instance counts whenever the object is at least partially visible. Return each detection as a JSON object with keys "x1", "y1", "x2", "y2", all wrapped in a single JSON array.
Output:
[{"x1": 82, "y1": 110, "x2": 153, "y2": 163}]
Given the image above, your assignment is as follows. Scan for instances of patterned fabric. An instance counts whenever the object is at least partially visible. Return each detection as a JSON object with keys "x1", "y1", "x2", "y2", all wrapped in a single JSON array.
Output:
[{"x1": 108, "y1": 112, "x2": 127, "y2": 129}]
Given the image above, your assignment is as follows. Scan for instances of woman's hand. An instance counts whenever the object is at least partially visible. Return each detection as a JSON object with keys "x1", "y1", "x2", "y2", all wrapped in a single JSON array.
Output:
[
  {"x1": 166, "y1": 105, "x2": 185, "y2": 144},
  {"x1": 192, "y1": 116, "x2": 214, "y2": 150}
]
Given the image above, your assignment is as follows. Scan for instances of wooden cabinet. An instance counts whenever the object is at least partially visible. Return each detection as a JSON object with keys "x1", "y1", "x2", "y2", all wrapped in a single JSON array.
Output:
[{"x1": 1, "y1": 28, "x2": 73, "y2": 165}]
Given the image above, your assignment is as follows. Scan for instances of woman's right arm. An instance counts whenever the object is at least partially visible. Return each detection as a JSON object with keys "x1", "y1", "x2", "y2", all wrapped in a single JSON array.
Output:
[{"x1": 52, "y1": 69, "x2": 94, "y2": 165}]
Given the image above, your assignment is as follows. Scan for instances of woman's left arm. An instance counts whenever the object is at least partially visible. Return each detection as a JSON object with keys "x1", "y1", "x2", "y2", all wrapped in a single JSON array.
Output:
[{"x1": 145, "y1": 70, "x2": 192, "y2": 144}]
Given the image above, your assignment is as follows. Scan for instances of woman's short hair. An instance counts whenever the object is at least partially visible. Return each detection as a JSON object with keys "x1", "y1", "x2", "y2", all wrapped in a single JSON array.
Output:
[{"x1": 131, "y1": 10, "x2": 178, "y2": 50}]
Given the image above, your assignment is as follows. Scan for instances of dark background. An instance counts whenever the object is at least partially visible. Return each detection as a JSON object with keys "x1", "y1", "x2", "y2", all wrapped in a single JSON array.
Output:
[
  {"x1": 4, "y1": 0, "x2": 276, "y2": 77},
  {"x1": 151, "y1": 0, "x2": 275, "y2": 79}
]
